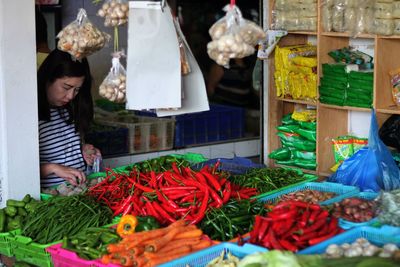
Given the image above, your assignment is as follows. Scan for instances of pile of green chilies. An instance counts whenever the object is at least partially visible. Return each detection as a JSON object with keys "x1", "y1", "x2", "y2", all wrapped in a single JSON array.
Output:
[{"x1": 22, "y1": 195, "x2": 113, "y2": 244}]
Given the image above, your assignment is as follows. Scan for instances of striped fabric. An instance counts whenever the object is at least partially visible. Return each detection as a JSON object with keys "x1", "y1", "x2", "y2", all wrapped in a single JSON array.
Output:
[{"x1": 39, "y1": 108, "x2": 85, "y2": 188}]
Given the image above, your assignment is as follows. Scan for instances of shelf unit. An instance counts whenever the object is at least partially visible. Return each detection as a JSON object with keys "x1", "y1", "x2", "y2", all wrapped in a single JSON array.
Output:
[{"x1": 266, "y1": 0, "x2": 400, "y2": 177}]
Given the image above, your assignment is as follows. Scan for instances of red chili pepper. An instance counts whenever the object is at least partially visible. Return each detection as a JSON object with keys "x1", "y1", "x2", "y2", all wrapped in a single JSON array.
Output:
[
  {"x1": 268, "y1": 229, "x2": 283, "y2": 250},
  {"x1": 222, "y1": 182, "x2": 232, "y2": 204},
  {"x1": 299, "y1": 209, "x2": 310, "y2": 227},
  {"x1": 212, "y1": 160, "x2": 221, "y2": 174},
  {"x1": 219, "y1": 178, "x2": 227, "y2": 186},
  {"x1": 149, "y1": 171, "x2": 157, "y2": 188},
  {"x1": 308, "y1": 209, "x2": 321, "y2": 224},
  {"x1": 261, "y1": 227, "x2": 272, "y2": 247},
  {"x1": 234, "y1": 191, "x2": 250, "y2": 199},
  {"x1": 274, "y1": 200, "x2": 320, "y2": 211},
  {"x1": 249, "y1": 215, "x2": 262, "y2": 243},
  {"x1": 122, "y1": 203, "x2": 133, "y2": 216},
  {"x1": 269, "y1": 209, "x2": 299, "y2": 220},
  {"x1": 152, "y1": 201, "x2": 177, "y2": 223},
  {"x1": 327, "y1": 216, "x2": 339, "y2": 232},
  {"x1": 193, "y1": 172, "x2": 207, "y2": 184},
  {"x1": 144, "y1": 201, "x2": 163, "y2": 223},
  {"x1": 276, "y1": 219, "x2": 295, "y2": 236},
  {"x1": 308, "y1": 230, "x2": 340, "y2": 246},
  {"x1": 189, "y1": 188, "x2": 210, "y2": 225},
  {"x1": 314, "y1": 209, "x2": 329, "y2": 222},
  {"x1": 278, "y1": 239, "x2": 298, "y2": 252},
  {"x1": 113, "y1": 195, "x2": 134, "y2": 216},
  {"x1": 171, "y1": 161, "x2": 181, "y2": 175},
  {"x1": 257, "y1": 218, "x2": 270, "y2": 242},
  {"x1": 208, "y1": 187, "x2": 223, "y2": 208},
  {"x1": 200, "y1": 170, "x2": 222, "y2": 192},
  {"x1": 293, "y1": 230, "x2": 320, "y2": 242},
  {"x1": 300, "y1": 219, "x2": 326, "y2": 235}
]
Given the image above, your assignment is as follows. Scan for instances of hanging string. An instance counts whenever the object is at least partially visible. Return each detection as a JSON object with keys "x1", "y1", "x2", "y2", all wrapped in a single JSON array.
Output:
[
  {"x1": 230, "y1": 0, "x2": 235, "y2": 7},
  {"x1": 114, "y1": 26, "x2": 119, "y2": 52}
]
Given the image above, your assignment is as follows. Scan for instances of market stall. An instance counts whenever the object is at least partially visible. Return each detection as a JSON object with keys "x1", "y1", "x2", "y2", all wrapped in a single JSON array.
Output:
[{"x1": 1, "y1": 0, "x2": 400, "y2": 266}]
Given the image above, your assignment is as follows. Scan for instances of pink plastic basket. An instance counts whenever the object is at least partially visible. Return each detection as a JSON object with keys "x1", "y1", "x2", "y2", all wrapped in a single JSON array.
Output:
[{"x1": 47, "y1": 243, "x2": 119, "y2": 267}]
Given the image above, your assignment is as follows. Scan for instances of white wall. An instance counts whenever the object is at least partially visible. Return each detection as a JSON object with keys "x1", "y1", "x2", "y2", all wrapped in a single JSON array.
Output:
[{"x1": 0, "y1": 0, "x2": 41, "y2": 206}]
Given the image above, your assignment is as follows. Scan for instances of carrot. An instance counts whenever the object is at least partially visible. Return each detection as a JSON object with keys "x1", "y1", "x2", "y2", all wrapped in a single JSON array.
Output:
[
  {"x1": 132, "y1": 255, "x2": 148, "y2": 267},
  {"x1": 145, "y1": 249, "x2": 192, "y2": 266},
  {"x1": 115, "y1": 252, "x2": 134, "y2": 267},
  {"x1": 144, "y1": 226, "x2": 184, "y2": 252},
  {"x1": 101, "y1": 254, "x2": 111, "y2": 264},
  {"x1": 107, "y1": 243, "x2": 126, "y2": 253},
  {"x1": 157, "y1": 237, "x2": 201, "y2": 253},
  {"x1": 191, "y1": 239, "x2": 212, "y2": 251},
  {"x1": 128, "y1": 245, "x2": 145, "y2": 256},
  {"x1": 122, "y1": 220, "x2": 186, "y2": 243},
  {"x1": 144, "y1": 245, "x2": 191, "y2": 260},
  {"x1": 173, "y1": 228, "x2": 203, "y2": 240}
]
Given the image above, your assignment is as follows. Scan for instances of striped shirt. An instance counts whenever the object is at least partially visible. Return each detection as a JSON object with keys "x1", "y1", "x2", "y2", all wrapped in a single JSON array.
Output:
[{"x1": 39, "y1": 108, "x2": 85, "y2": 188}]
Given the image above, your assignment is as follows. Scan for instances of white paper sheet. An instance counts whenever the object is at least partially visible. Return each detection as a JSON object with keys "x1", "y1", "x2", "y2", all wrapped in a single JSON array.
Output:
[
  {"x1": 126, "y1": 1, "x2": 181, "y2": 110},
  {"x1": 156, "y1": 20, "x2": 209, "y2": 117}
]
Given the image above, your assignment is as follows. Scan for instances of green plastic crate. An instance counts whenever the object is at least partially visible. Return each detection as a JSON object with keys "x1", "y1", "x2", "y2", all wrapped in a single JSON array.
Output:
[
  {"x1": 9, "y1": 218, "x2": 119, "y2": 267},
  {"x1": 0, "y1": 231, "x2": 13, "y2": 257}
]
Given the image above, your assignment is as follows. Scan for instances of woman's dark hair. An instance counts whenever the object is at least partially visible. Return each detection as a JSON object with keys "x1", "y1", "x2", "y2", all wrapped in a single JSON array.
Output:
[{"x1": 37, "y1": 49, "x2": 93, "y2": 136}]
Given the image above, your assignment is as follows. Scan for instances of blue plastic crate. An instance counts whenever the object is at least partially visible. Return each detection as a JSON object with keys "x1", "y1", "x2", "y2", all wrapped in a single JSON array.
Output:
[
  {"x1": 158, "y1": 242, "x2": 267, "y2": 267},
  {"x1": 257, "y1": 182, "x2": 360, "y2": 205},
  {"x1": 298, "y1": 225, "x2": 400, "y2": 254},
  {"x1": 333, "y1": 192, "x2": 380, "y2": 230},
  {"x1": 191, "y1": 157, "x2": 265, "y2": 175},
  {"x1": 174, "y1": 104, "x2": 245, "y2": 147}
]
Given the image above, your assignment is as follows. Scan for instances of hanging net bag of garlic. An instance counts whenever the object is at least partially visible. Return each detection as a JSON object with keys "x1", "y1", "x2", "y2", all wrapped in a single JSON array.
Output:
[
  {"x1": 99, "y1": 52, "x2": 127, "y2": 103},
  {"x1": 207, "y1": 4, "x2": 266, "y2": 68},
  {"x1": 57, "y1": 8, "x2": 111, "y2": 60},
  {"x1": 97, "y1": 0, "x2": 129, "y2": 27}
]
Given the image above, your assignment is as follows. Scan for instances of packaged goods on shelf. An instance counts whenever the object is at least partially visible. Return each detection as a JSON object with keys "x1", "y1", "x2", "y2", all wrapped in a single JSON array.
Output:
[
  {"x1": 269, "y1": 113, "x2": 317, "y2": 170},
  {"x1": 275, "y1": 44, "x2": 317, "y2": 100},
  {"x1": 272, "y1": 1, "x2": 317, "y2": 31}
]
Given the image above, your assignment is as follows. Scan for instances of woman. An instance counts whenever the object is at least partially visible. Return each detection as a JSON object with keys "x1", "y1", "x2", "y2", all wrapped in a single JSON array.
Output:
[{"x1": 37, "y1": 49, "x2": 100, "y2": 189}]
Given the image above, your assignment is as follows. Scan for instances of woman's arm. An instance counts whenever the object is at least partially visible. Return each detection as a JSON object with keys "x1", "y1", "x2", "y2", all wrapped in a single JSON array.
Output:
[{"x1": 40, "y1": 163, "x2": 86, "y2": 185}]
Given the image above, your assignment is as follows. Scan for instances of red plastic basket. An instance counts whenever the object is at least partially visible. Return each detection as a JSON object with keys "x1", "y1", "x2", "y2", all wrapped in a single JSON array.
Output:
[{"x1": 47, "y1": 243, "x2": 119, "y2": 267}]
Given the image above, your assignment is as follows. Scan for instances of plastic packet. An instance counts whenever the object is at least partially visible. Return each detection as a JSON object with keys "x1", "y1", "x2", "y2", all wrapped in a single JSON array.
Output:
[
  {"x1": 57, "y1": 8, "x2": 111, "y2": 60},
  {"x1": 207, "y1": 4, "x2": 263, "y2": 67},
  {"x1": 99, "y1": 52, "x2": 127, "y2": 103},
  {"x1": 374, "y1": 2, "x2": 393, "y2": 19},
  {"x1": 354, "y1": 5, "x2": 375, "y2": 35},
  {"x1": 291, "y1": 106, "x2": 317, "y2": 122},
  {"x1": 389, "y1": 68, "x2": 400, "y2": 106},
  {"x1": 332, "y1": 136, "x2": 354, "y2": 163},
  {"x1": 97, "y1": 0, "x2": 129, "y2": 27},
  {"x1": 394, "y1": 19, "x2": 400, "y2": 35},
  {"x1": 331, "y1": 3, "x2": 346, "y2": 32},
  {"x1": 377, "y1": 189, "x2": 400, "y2": 227},
  {"x1": 393, "y1": 2, "x2": 400, "y2": 19},
  {"x1": 373, "y1": 18, "x2": 394, "y2": 35},
  {"x1": 321, "y1": 2, "x2": 333, "y2": 32},
  {"x1": 174, "y1": 19, "x2": 191, "y2": 75},
  {"x1": 257, "y1": 30, "x2": 287, "y2": 59}
]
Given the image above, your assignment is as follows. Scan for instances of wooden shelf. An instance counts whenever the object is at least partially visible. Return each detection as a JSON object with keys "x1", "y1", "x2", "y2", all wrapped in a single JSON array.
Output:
[
  {"x1": 277, "y1": 98, "x2": 317, "y2": 106},
  {"x1": 288, "y1": 31, "x2": 318, "y2": 36},
  {"x1": 376, "y1": 106, "x2": 400, "y2": 115},
  {"x1": 377, "y1": 35, "x2": 400, "y2": 39},
  {"x1": 274, "y1": 164, "x2": 317, "y2": 175},
  {"x1": 321, "y1": 32, "x2": 375, "y2": 39},
  {"x1": 319, "y1": 171, "x2": 332, "y2": 178},
  {"x1": 319, "y1": 103, "x2": 371, "y2": 112}
]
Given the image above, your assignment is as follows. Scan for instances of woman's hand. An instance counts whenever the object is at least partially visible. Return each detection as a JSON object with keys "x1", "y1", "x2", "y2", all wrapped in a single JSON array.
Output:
[
  {"x1": 82, "y1": 144, "x2": 102, "y2": 166},
  {"x1": 40, "y1": 163, "x2": 86, "y2": 185}
]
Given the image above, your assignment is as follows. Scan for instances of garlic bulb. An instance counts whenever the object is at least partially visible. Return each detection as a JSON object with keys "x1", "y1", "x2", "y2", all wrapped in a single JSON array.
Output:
[
  {"x1": 99, "y1": 74, "x2": 126, "y2": 103},
  {"x1": 97, "y1": 0, "x2": 129, "y2": 27}
]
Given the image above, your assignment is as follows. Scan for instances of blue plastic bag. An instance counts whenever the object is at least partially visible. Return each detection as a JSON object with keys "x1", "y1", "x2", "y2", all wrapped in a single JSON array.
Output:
[{"x1": 329, "y1": 110, "x2": 400, "y2": 192}]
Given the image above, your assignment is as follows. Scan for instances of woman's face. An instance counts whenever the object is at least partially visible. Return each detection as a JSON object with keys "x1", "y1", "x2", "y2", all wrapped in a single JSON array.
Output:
[{"x1": 46, "y1": 76, "x2": 85, "y2": 107}]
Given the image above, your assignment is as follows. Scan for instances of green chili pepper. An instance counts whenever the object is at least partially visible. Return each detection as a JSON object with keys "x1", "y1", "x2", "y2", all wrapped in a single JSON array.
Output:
[
  {"x1": 4, "y1": 206, "x2": 17, "y2": 217},
  {"x1": 0, "y1": 208, "x2": 6, "y2": 232},
  {"x1": 136, "y1": 216, "x2": 160, "y2": 232}
]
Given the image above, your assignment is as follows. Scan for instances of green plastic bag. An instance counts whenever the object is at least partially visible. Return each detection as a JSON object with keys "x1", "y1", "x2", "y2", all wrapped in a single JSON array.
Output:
[
  {"x1": 294, "y1": 159, "x2": 317, "y2": 170},
  {"x1": 348, "y1": 70, "x2": 374, "y2": 81},
  {"x1": 294, "y1": 128, "x2": 316, "y2": 142},
  {"x1": 281, "y1": 114, "x2": 297, "y2": 125},
  {"x1": 276, "y1": 124, "x2": 300, "y2": 133},
  {"x1": 348, "y1": 80, "x2": 373, "y2": 91},
  {"x1": 280, "y1": 137, "x2": 316, "y2": 152},
  {"x1": 319, "y1": 95, "x2": 345, "y2": 106},
  {"x1": 268, "y1": 147, "x2": 291, "y2": 160},
  {"x1": 291, "y1": 149, "x2": 316, "y2": 160},
  {"x1": 298, "y1": 121, "x2": 316, "y2": 130}
]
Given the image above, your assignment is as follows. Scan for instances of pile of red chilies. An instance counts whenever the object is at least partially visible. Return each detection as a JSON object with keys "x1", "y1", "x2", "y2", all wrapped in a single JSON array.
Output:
[
  {"x1": 87, "y1": 162, "x2": 258, "y2": 225},
  {"x1": 248, "y1": 200, "x2": 344, "y2": 252}
]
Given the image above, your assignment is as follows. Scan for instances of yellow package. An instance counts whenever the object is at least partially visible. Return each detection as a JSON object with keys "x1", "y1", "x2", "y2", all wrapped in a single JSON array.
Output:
[
  {"x1": 292, "y1": 108, "x2": 316, "y2": 122},
  {"x1": 289, "y1": 65, "x2": 314, "y2": 75},
  {"x1": 291, "y1": 56, "x2": 317, "y2": 68}
]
